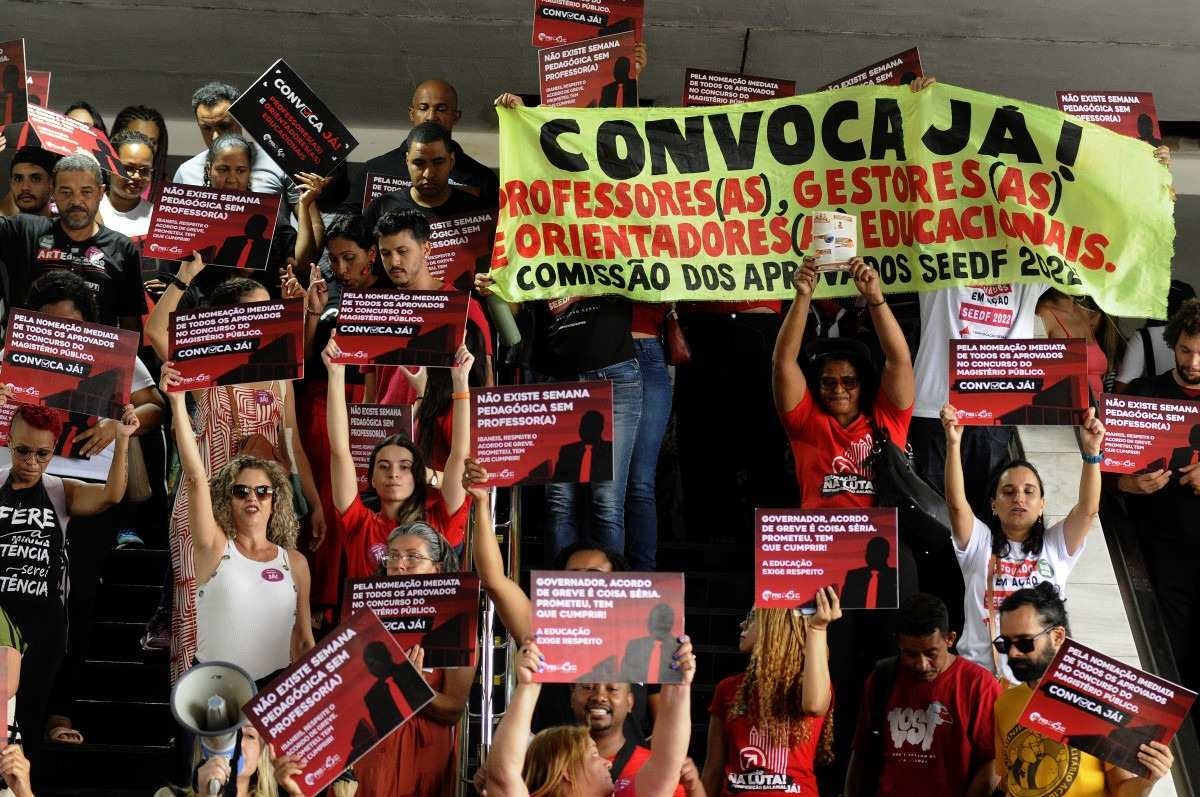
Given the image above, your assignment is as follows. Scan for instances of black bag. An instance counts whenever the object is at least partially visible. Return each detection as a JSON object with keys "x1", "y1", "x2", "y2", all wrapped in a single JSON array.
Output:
[
  {"x1": 859, "y1": 656, "x2": 899, "y2": 793},
  {"x1": 869, "y1": 423, "x2": 952, "y2": 551}
]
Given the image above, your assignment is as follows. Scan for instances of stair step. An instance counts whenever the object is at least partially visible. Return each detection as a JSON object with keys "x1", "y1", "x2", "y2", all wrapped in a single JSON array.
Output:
[
  {"x1": 38, "y1": 742, "x2": 174, "y2": 791},
  {"x1": 102, "y1": 546, "x2": 169, "y2": 588},
  {"x1": 96, "y1": 582, "x2": 162, "y2": 623},
  {"x1": 66, "y1": 698, "x2": 176, "y2": 746},
  {"x1": 88, "y1": 620, "x2": 159, "y2": 661},
  {"x1": 75, "y1": 659, "x2": 170, "y2": 702}
]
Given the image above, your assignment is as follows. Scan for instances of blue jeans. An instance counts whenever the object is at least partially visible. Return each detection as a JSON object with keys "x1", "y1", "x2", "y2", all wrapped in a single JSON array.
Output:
[
  {"x1": 625, "y1": 339, "x2": 673, "y2": 570},
  {"x1": 544, "y1": 358, "x2": 643, "y2": 562}
]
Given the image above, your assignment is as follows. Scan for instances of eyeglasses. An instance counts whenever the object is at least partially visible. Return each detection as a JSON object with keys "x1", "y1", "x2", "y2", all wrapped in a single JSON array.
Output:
[
  {"x1": 385, "y1": 552, "x2": 433, "y2": 564},
  {"x1": 120, "y1": 165, "x2": 152, "y2": 178},
  {"x1": 819, "y1": 376, "x2": 860, "y2": 391},
  {"x1": 992, "y1": 626, "x2": 1055, "y2": 655},
  {"x1": 10, "y1": 444, "x2": 53, "y2": 463},
  {"x1": 230, "y1": 484, "x2": 275, "y2": 499}
]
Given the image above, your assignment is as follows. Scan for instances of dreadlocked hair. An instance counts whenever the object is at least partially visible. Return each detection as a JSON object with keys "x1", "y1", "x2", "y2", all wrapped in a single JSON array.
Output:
[{"x1": 730, "y1": 608, "x2": 835, "y2": 765}]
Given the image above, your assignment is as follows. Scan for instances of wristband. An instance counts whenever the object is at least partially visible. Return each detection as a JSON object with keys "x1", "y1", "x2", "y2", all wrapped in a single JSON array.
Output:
[
  {"x1": 1082, "y1": 452, "x2": 1103, "y2": 464},
  {"x1": 452, "y1": 391, "x2": 471, "y2": 400},
  {"x1": 868, "y1": 299, "x2": 887, "y2": 307},
  {"x1": 165, "y1": 273, "x2": 190, "y2": 292}
]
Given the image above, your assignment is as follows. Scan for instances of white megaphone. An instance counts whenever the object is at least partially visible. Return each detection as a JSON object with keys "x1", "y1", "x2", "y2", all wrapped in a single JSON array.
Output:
[{"x1": 170, "y1": 661, "x2": 258, "y2": 795}]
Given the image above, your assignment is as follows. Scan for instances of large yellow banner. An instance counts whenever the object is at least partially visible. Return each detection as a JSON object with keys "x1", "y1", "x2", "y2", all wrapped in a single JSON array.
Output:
[{"x1": 489, "y1": 83, "x2": 1174, "y2": 317}]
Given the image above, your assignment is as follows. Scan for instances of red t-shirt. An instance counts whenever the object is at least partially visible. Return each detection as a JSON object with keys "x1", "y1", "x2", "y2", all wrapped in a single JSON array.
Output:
[
  {"x1": 851, "y1": 656, "x2": 1000, "y2": 797},
  {"x1": 686, "y1": 300, "x2": 783, "y2": 314},
  {"x1": 609, "y1": 744, "x2": 686, "y2": 797},
  {"x1": 631, "y1": 303, "x2": 668, "y2": 337},
  {"x1": 781, "y1": 389, "x2": 913, "y2": 508},
  {"x1": 336, "y1": 492, "x2": 470, "y2": 578},
  {"x1": 709, "y1": 674, "x2": 824, "y2": 796}
]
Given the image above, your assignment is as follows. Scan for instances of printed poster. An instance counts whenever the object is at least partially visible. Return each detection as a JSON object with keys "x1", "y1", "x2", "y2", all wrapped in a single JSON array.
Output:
[
  {"x1": 820, "y1": 47, "x2": 923, "y2": 91},
  {"x1": 144, "y1": 183, "x2": 280, "y2": 268},
  {"x1": 0, "y1": 39, "x2": 27, "y2": 126},
  {"x1": 348, "y1": 403, "x2": 414, "y2": 491},
  {"x1": 532, "y1": 0, "x2": 643, "y2": 47},
  {"x1": 1057, "y1": 91, "x2": 1160, "y2": 146},
  {"x1": 950, "y1": 339, "x2": 1089, "y2": 426},
  {"x1": 342, "y1": 574, "x2": 481, "y2": 668},
  {"x1": 331, "y1": 290, "x2": 470, "y2": 368},
  {"x1": 683, "y1": 68, "x2": 796, "y2": 107},
  {"x1": 812, "y1": 211, "x2": 857, "y2": 271},
  {"x1": 1099, "y1": 393, "x2": 1200, "y2": 474},
  {"x1": 539, "y1": 32, "x2": 639, "y2": 108},
  {"x1": 12, "y1": 104, "x2": 124, "y2": 176},
  {"x1": 167, "y1": 299, "x2": 304, "y2": 390},
  {"x1": 426, "y1": 210, "x2": 498, "y2": 290}
]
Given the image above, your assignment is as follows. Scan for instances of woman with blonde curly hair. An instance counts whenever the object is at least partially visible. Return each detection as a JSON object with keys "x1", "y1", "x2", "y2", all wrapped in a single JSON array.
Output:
[
  {"x1": 162, "y1": 364, "x2": 314, "y2": 686},
  {"x1": 701, "y1": 587, "x2": 841, "y2": 796}
]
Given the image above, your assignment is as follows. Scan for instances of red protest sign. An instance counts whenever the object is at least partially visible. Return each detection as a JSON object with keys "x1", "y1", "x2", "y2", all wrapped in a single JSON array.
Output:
[
  {"x1": 1099, "y1": 393, "x2": 1200, "y2": 474},
  {"x1": 755, "y1": 508, "x2": 899, "y2": 610},
  {"x1": 531, "y1": 570, "x2": 684, "y2": 684},
  {"x1": 167, "y1": 299, "x2": 304, "y2": 390},
  {"x1": 539, "y1": 32, "x2": 639, "y2": 109},
  {"x1": 682, "y1": 68, "x2": 796, "y2": 107},
  {"x1": 949, "y1": 339, "x2": 1089, "y2": 426},
  {"x1": 532, "y1": 0, "x2": 643, "y2": 47},
  {"x1": 819, "y1": 47, "x2": 923, "y2": 91},
  {"x1": 230, "y1": 59, "x2": 358, "y2": 177},
  {"x1": 145, "y1": 183, "x2": 281, "y2": 268},
  {"x1": 0, "y1": 39, "x2": 28, "y2": 126},
  {"x1": 331, "y1": 290, "x2": 470, "y2": 368},
  {"x1": 1057, "y1": 91, "x2": 1161, "y2": 145},
  {"x1": 245, "y1": 610, "x2": 434, "y2": 797},
  {"x1": 472, "y1": 381, "x2": 614, "y2": 488},
  {"x1": 348, "y1": 403, "x2": 414, "y2": 491},
  {"x1": 362, "y1": 173, "x2": 410, "y2": 212},
  {"x1": 25, "y1": 70, "x2": 48, "y2": 108},
  {"x1": 1017, "y1": 638, "x2": 1196, "y2": 777},
  {"x1": 12, "y1": 104, "x2": 125, "y2": 176},
  {"x1": 342, "y1": 574, "x2": 481, "y2": 668},
  {"x1": 2, "y1": 310, "x2": 139, "y2": 420},
  {"x1": 426, "y1": 210, "x2": 497, "y2": 290}
]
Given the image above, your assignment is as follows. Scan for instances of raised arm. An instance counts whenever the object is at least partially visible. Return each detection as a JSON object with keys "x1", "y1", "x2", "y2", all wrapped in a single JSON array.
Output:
[
  {"x1": 801, "y1": 586, "x2": 839, "y2": 715},
  {"x1": 146, "y1": 252, "x2": 205, "y2": 361},
  {"x1": 465, "y1": 459, "x2": 533, "y2": 643},
  {"x1": 851, "y1": 258, "x2": 913, "y2": 410},
  {"x1": 941, "y1": 403, "x2": 975, "y2": 549},
  {"x1": 292, "y1": 172, "x2": 329, "y2": 270},
  {"x1": 485, "y1": 643, "x2": 542, "y2": 797},
  {"x1": 322, "y1": 338, "x2": 358, "y2": 514},
  {"x1": 772, "y1": 256, "x2": 817, "y2": 416},
  {"x1": 161, "y1": 365, "x2": 225, "y2": 563},
  {"x1": 405, "y1": 644, "x2": 475, "y2": 726},
  {"x1": 441, "y1": 345, "x2": 474, "y2": 515},
  {"x1": 283, "y1": 380, "x2": 325, "y2": 550},
  {"x1": 1063, "y1": 407, "x2": 1104, "y2": 556},
  {"x1": 65, "y1": 403, "x2": 137, "y2": 516},
  {"x1": 635, "y1": 638, "x2": 696, "y2": 797}
]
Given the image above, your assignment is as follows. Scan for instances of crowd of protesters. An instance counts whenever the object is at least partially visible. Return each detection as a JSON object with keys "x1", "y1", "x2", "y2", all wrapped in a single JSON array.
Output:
[{"x1": 0, "y1": 33, "x2": 1192, "y2": 797}]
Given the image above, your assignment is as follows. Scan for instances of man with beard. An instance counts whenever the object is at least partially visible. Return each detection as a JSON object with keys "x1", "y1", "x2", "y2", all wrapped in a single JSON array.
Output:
[
  {"x1": 992, "y1": 583, "x2": 1174, "y2": 795},
  {"x1": 569, "y1": 682, "x2": 697, "y2": 797},
  {"x1": 1117, "y1": 297, "x2": 1200, "y2": 726},
  {"x1": 0, "y1": 150, "x2": 143, "y2": 330},
  {"x1": 1, "y1": 146, "x2": 58, "y2": 218}
]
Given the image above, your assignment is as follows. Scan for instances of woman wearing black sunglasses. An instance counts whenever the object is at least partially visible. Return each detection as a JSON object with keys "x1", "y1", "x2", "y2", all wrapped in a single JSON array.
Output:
[
  {"x1": 160, "y1": 364, "x2": 315, "y2": 687},
  {"x1": 941, "y1": 402, "x2": 1104, "y2": 683}
]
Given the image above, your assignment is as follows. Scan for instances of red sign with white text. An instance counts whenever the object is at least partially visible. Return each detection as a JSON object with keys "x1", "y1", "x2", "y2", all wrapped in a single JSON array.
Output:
[
  {"x1": 25, "y1": 70, "x2": 48, "y2": 108},
  {"x1": 472, "y1": 381, "x2": 614, "y2": 487},
  {"x1": 2, "y1": 310, "x2": 139, "y2": 420},
  {"x1": 348, "y1": 403, "x2": 414, "y2": 491},
  {"x1": 0, "y1": 39, "x2": 28, "y2": 126},
  {"x1": 539, "y1": 32, "x2": 639, "y2": 108},
  {"x1": 1099, "y1": 393, "x2": 1200, "y2": 474},
  {"x1": 362, "y1": 173, "x2": 410, "y2": 211},
  {"x1": 168, "y1": 299, "x2": 304, "y2": 390},
  {"x1": 332, "y1": 290, "x2": 469, "y2": 368},
  {"x1": 1057, "y1": 91, "x2": 1160, "y2": 145},
  {"x1": 532, "y1": 0, "x2": 643, "y2": 48},
  {"x1": 950, "y1": 339, "x2": 1089, "y2": 426},
  {"x1": 755, "y1": 508, "x2": 899, "y2": 610},
  {"x1": 426, "y1": 211, "x2": 497, "y2": 290},
  {"x1": 683, "y1": 69, "x2": 796, "y2": 107},
  {"x1": 1017, "y1": 638, "x2": 1196, "y2": 777},
  {"x1": 145, "y1": 183, "x2": 280, "y2": 268},
  {"x1": 245, "y1": 610, "x2": 434, "y2": 797},
  {"x1": 820, "y1": 48, "x2": 923, "y2": 91},
  {"x1": 531, "y1": 570, "x2": 684, "y2": 684},
  {"x1": 342, "y1": 574, "x2": 481, "y2": 668},
  {"x1": 12, "y1": 104, "x2": 124, "y2": 176}
]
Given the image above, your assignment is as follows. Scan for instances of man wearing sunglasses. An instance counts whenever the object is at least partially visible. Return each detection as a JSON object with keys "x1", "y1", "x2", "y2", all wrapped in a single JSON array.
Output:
[{"x1": 992, "y1": 583, "x2": 1174, "y2": 795}]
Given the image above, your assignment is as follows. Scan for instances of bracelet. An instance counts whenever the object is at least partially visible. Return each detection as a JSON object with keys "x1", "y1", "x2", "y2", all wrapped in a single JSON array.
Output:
[
  {"x1": 166, "y1": 274, "x2": 190, "y2": 292},
  {"x1": 413, "y1": 394, "x2": 425, "y2": 403},
  {"x1": 1082, "y1": 452, "x2": 1103, "y2": 464},
  {"x1": 452, "y1": 391, "x2": 471, "y2": 400},
  {"x1": 868, "y1": 299, "x2": 887, "y2": 307}
]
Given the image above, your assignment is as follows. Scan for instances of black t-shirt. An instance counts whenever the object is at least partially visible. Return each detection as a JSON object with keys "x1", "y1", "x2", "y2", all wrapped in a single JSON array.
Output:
[
  {"x1": 349, "y1": 140, "x2": 500, "y2": 210},
  {"x1": 1124, "y1": 370, "x2": 1200, "y2": 544},
  {"x1": 362, "y1": 187, "x2": 488, "y2": 238},
  {"x1": 0, "y1": 476, "x2": 66, "y2": 610},
  {"x1": 530, "y1": 297, "x2": 634, "y2": 378},
  {"x1": 0, "y1": 214, "x2": 144, "y2": 326}
]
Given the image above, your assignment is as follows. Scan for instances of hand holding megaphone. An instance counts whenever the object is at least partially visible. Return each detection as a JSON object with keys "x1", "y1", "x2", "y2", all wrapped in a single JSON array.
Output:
[{"x1": 197, "y1": 755, "x2": 231, "y2": 795}]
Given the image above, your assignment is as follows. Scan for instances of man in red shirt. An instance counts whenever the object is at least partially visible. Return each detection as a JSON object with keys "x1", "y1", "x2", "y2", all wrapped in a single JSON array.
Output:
[
  {"x1": 569, "y1": 682, "x2": 699, "y2": 797},
  {"x1": 845, "y1": 593, "x2": 1000, "y2": 797}
]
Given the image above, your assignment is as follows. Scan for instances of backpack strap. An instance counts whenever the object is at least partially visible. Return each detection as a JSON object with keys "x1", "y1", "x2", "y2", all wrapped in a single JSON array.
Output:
[
  {"x1": 862, "y1": 655, "x2": 899, "y2": 791},
  {"x1": 610, "y1": 736, "x2": 641, "y2": 784}
]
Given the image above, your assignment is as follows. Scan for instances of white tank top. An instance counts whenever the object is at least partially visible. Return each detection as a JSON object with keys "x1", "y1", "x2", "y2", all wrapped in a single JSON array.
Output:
[{"x1": 195, "y1": 539, "x2": 295, "y2": 680}]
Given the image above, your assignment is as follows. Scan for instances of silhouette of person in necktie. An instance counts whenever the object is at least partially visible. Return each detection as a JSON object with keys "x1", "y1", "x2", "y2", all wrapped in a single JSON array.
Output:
[
  {"x1": 361, "y1": 640, "x2": 428, "y2": 737},
  {"x1": 619, "y1": 602, "x2": 680, "y2": 683},
  {"x1": 599, "y1": 56, "x2": 637, "y2": 108},
  {"x1": 840, "y1": 535, "x2": 898, "y2": 609},
  {"x1": 1168, "y1": 423, "x2": 1200, "y2": 472},
  {"x1": 1136, "y1": 112, "x2": 1162, "y2": 147},
  {"x1": 214, "y1": 213, "x2": 272, "y2": 270},
  {"x1": 552, "y1": 410, "x2": 613, "y2": 483},
  {"x1": 0, "y1": 63, "x2": 24, "y2": 125}
]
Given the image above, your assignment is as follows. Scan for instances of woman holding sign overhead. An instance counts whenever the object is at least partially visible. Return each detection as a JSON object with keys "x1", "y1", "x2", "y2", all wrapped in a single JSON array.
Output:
[
  {"x1": 940, "y1": 402, "x2": 1104, "y2": 682},
  {"x1": 146, "y1": 255, "x2": 324, "y2": 683}
]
